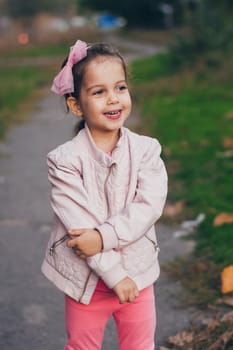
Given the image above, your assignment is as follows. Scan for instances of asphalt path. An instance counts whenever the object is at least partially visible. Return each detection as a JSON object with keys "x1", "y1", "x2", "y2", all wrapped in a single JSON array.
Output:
[{"x1": 0, "y1": 38, "x2": 196, "y2": 349}]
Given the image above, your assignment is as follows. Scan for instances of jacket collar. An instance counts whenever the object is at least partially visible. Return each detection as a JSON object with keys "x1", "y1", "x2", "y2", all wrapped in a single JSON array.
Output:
[{"x1": 75, "y1": 124, "x2": 126, "y2": 167}]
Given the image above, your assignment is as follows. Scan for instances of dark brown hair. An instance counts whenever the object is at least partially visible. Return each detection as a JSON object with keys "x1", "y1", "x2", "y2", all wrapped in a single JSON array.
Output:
[
  {"x1": 65, "y1": 43, "x2": 128, "y2": 99},
  {"x1": 61, "y1": 42, "x2": 129, "y2": 133}
]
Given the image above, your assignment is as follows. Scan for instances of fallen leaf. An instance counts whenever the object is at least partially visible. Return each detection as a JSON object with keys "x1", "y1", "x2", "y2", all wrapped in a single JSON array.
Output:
[
  {"x1": 167, "y1": 330, "x2": 194, "y2": 346},
  {"x1": 225, "y1": 111, "x2": 233, "y2": 120},
  {"x1": 190, "y1": 261, "x2": 209, "y2": 273},
  {"x1": 221, "y1": 296, "x2": 233, "y2": 307},
  {"x1": 206, "y1": 319, "x2": 220, "y2": 331},
  {"x1": 180, "y1": 140, "x2": 189, "y2": 147},
  {"x1": 163, "y1": 146, "x2": 172, "y2": 157},
  {"x1": 216, "y1": 150, "x2": 233, "y2": 158},
  {"x1": 167, "y1": 160, "x2": 180, "y2": 174},
  {"x1": 221, "y1": 265, "x2": 233, "y2": 294},
  {"x1": 200, "y1": 139, "x2": 209, "y2": 146},
  {"x1": 221, "y1": 311, "x2": 233, "y2": 323},
  {"x1": 163, "y1": 200, "x2": 185, "y2": 217},
  {"x1": 207, "y1": 329, "x2": 233, "y2": 350},
  {"x1": 223, "y1": 137, "x2": 233, "y2": 148},
  {"x1": 196, "y1": 330, "x2": 209, "y2": 342},
  {"x1": 213, "y1": 213, "x2": 233, "y2": 226}
]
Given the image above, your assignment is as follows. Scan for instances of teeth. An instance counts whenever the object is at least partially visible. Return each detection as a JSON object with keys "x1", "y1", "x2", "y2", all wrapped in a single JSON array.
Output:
[{"x1": 106, "y1": 111, "x2": 119, "y2": 115}]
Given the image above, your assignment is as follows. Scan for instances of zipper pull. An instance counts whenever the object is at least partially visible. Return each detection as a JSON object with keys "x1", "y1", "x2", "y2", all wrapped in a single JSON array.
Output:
[{"x1": 49, "y1": 234, "x2": 69, "y2": 255}]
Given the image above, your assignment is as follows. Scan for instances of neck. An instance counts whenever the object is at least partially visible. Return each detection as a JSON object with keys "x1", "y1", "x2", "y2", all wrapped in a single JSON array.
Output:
[{"x1": 89, "y1": 129, "x2": 121, "y2": 153}]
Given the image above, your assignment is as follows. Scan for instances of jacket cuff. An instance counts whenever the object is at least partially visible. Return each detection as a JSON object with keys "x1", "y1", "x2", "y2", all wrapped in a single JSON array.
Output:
[
  {"x1": 99, "y1": 264, "x2": 128, "y2": 289},
  {"x1": 96, "y1": 222, "x2": 118, "y2": 251}
]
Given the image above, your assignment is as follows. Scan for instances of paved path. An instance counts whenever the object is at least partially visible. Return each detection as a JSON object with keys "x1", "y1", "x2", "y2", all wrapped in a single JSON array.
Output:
[{"x1": 0, "y1": 38, "x2": 196, "y2": 349}]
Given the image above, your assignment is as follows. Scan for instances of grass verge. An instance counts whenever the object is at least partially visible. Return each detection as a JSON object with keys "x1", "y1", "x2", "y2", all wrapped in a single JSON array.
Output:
[
  {"x1": 0, "y1": 65, "x2": 56, "y2": 139},
  {"x1": 131, "y1": 53, "x2": 233, "y2": 305}
]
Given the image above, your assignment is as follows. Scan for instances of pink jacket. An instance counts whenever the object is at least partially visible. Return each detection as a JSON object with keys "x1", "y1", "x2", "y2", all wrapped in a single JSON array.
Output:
[{"x1": 41, "y1": 126, "x2": 168, "y2": 304}]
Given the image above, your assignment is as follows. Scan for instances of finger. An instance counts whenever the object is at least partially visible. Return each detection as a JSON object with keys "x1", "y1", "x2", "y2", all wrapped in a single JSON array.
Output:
[
  {"x1": 73, "y1": 246, "x2": 81, "y2": 254},
  {"x1": 67, "y1": 239, "x2": 76, "y2": 248},
  {"x1": 127, "y1": 290, "x2": 136, "y2": 303},
  {"x1": 67, "y1": 237, "x2": 81, "y2": 248},
  {"x1": 118, "y1": 292, "x2": 127, "y2": 304},
  {"x1": 68, "y1": 229, "x2": 82, "y2": 236},
  {"x1": 72, "y1": 247, "x2": 86, "y2": 258}
]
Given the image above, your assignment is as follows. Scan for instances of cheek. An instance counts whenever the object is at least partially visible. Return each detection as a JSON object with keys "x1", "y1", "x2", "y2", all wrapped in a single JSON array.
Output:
[
  {"x1": 82, "y1": 100, "x2": 103, "y2": 116},
  {"x1": 123, "y1": 94, "x2": 132, "y2": 109}
]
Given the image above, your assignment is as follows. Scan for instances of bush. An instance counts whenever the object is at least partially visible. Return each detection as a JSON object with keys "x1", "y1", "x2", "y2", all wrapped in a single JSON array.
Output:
[{"x1": 168, "y1": 0, "x2": 233, "y2": 67}]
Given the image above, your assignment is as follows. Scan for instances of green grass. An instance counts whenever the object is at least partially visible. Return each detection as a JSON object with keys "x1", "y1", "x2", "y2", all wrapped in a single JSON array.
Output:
[
  {"x1": 131, "y1": 53, "x2": 233, "y2": 300},
  {"x1": 1, "y1": 44, "x2": 69, "y2": 59},
  {"x1": 0, "y1": 30, "x2": 106, "y2": 138},
  {"x1": 0, "y1": 65, "x2": 56, "y2": 138},
  {"x1": 131, "y1": 53, "x2": 175, "y2": 83}
]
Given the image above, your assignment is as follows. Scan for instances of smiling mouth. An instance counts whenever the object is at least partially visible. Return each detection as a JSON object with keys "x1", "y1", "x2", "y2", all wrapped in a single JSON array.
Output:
[{"x1": 104, "y1": 110, "x2": 122, "y2": 120}]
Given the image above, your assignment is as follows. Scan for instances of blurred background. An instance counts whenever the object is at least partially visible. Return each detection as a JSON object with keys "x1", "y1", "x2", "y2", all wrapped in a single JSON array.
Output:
[{"x1": 0, "y1": 1, "x2": 233, "y2": 349}]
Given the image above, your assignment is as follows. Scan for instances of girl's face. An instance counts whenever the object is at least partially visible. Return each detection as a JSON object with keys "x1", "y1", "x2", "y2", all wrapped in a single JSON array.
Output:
[{"x1": 77, "y1": 56, "x2": 132, "y2": 141}]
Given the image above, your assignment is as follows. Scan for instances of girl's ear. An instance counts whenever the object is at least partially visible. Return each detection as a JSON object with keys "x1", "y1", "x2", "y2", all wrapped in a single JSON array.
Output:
[{"x1": 66, "y1": 97, "x2": 83, "y2": 117}]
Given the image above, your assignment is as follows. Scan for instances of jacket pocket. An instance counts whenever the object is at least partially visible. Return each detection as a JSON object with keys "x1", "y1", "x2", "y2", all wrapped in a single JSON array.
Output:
[
  {"x1": 46, "y1": 233, "x2": 91, "y2": 289},
  {"x1": 145, "y1": 233, "x2": 160, "y2": 253},
  {"x1": 121, "y1": 234, "x2": 159, "y2": 276}
]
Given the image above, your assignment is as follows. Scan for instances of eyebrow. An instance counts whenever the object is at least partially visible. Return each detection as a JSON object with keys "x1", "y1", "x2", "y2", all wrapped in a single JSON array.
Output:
[{"x1": 86, "y1": 80, "x2": 127, "y2": 92}]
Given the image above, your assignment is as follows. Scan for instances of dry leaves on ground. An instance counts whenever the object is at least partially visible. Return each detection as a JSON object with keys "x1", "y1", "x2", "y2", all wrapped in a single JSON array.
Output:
[
  {"x1": 213, "y1": 213, "x2": 233, "y2": 226},
  {"x1": 167, "y1": 331, "x2": 194, "y2": 347},
  {"x1": 221, "y1": 265, "x2": 233, "y2": 294},
  {"x1": 207, "y1": 329, "x2": 233, "y2": 350},
  {"x1": 164, "y1": 309, "x2": 233, "y2": 350},
  {"x1": 221, "y1": 311, "x2": 233, "y2": 323},
  {"x1": 223, "y1": 137, "x2": 233, "y2": 148},
  {"x1": 221, "y1": 296, "x2": 233, "y2": 307},
  {"x1": 216, "y1": 150, "x2": 233, "y2": 158},
  {"x1": 225, "y1": 111, "x2": 233, "y2": 120}
]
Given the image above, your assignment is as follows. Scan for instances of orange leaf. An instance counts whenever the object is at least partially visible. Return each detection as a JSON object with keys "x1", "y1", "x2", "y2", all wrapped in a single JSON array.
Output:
[
  {"x1": 221, "y1": 265, "x2": 233, "y2": 294},
  {"x1": 223, "y1": 137, "x2": 233, "y2": 148},
  {"x1": 213, "y1": 213, "x2": 233, "y2": 226}
]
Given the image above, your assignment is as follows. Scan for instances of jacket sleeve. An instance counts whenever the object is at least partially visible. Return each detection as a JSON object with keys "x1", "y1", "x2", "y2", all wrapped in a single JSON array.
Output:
[
  {"x1": 47, "y1": 150, "x2": 128, "y2": 288},
  {"x1": 96, "y1": 138, "x2": 168, "y2": 251}
]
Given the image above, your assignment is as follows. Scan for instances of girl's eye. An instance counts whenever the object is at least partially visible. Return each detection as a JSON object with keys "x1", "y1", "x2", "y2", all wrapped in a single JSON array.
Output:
[
  {"x1": 93, "y1": 89, "x2": 103, "y2": 95},
  {"x1": 117, "y1": 85, "x2": 127, "y2": 91}
]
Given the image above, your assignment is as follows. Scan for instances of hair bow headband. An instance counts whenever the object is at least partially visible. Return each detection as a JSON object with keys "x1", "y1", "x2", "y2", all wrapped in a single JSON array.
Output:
[{"x1": 51, "y1": 40, "x2": 88, "y2": 96}]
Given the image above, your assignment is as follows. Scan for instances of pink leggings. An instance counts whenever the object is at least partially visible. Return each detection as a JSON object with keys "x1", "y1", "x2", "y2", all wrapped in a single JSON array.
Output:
[{"x1": 65, "y1": 285, "x2": 156, "y2": 350}]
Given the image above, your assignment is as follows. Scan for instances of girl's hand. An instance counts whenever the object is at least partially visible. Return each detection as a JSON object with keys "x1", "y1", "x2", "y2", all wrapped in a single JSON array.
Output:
[
  {"x1": 113, "y1": 277, "x2": 139, "y2": 304},
  {"x1": 67, "y1": 229, "x2": 103, "y2": 258}
]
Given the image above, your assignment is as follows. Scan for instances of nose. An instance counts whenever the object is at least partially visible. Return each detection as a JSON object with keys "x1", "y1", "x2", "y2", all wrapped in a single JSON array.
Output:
[{"x1": 107, "y1": 91, "x2": 119, "y2": 104}]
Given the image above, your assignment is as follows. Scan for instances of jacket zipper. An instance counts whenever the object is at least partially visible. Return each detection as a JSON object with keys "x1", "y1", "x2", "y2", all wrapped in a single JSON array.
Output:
[
  {"x1": 49, "y1": 233, "x2": 69, "y2": 256},
  {"x1": 80, "y1": 165, "x2": 114, "y2": 302},
  {"x1": 145, "y1": 235, "x2": 160, "y2": 252},
  {"x1": 79, "y1": 271, "x2": 92, "y2": 302},
  {"x1": 104, "y1": 165, "x2": 114, "y2": 217}
]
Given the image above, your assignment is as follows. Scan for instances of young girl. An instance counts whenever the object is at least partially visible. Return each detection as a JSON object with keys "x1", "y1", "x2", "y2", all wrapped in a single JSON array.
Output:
[{"x1": 42, "y1": 39, "x2": 168, "y2": 350}]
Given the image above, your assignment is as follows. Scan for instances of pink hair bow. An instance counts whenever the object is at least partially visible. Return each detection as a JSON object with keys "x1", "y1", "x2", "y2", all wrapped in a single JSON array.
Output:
[{"x1": 51, "y1": 40, "x2": 88, "y2": 96}]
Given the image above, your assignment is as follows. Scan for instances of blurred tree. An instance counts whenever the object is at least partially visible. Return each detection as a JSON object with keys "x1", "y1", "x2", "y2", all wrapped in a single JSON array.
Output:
[
  {"x1": 7, "y1": 0, "x2": 76, "y2": 18},
  {"x1": 80, "y1": 0, "x2": 183, "y2": 28},
  {"x1": 169, "y1": 0, "x2": 233, "y2": 67}
]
